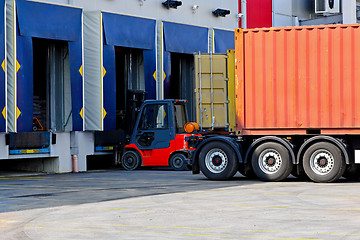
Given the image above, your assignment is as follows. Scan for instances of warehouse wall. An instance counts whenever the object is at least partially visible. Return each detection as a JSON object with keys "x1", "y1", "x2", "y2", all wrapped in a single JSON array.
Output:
[{"x1": 44, "y1": 0, "x2": 239, "y2": 30}]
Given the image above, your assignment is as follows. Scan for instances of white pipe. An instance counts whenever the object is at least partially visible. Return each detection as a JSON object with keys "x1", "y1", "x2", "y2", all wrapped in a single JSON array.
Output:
[
  {"x1": 241, "y1": 0, "x2": 247, "y2": 29},
  {"x1": 343, "y1": 0, "x2": 357, "y2": 24}
]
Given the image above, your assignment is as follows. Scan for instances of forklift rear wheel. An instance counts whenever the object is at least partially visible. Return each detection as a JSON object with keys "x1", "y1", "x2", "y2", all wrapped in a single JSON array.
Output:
[
  {"x1": 169, "y1": 153, "x2": 187, "y2": 171},
  {"x1": 121, "y1": 150, "x2": 142, "y2": 171}
]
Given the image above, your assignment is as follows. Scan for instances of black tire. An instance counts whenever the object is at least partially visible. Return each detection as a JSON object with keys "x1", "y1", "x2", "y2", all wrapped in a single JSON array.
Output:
[
  {"x1": 302, "y1": 142, "x2": 346, "y2": 183},
  {"x1": 121, "y1": 150, "x2": 142, "y2": 171},
  {"x1": 169, "y1": 153, "x2": 187, "y2": 171},
  {"x1": 342, "y1": 163, "x2": 360, "y2": 181},
  {"x1": 251, "y1": 142, "x2": 293, "y2": 182},
  {"x1": 199, "y1": 141, "x2": 238, "y2": 180}
]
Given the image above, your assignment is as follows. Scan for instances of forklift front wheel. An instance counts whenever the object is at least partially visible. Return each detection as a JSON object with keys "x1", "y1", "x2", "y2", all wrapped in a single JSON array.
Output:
[
  {"x1": 169, "y1": 153, "x2": 187, "y2": 171},
  {"x1": 121, "y1": 150, "x2": 142, "y2": 171}
]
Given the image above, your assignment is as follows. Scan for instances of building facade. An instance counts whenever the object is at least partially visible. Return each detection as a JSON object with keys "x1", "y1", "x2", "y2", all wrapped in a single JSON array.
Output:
[
  {"x1": 2, "y1": 0, "x2": 360, "y2": 173},
  {"x1": 0, "y1": 0, "x2": 239, "y2": 173}
]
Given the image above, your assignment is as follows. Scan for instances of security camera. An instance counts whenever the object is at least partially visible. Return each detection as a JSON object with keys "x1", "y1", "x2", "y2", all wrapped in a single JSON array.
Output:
[
  {"x1": 212, "y1": 8, "x2": 231, "y2": 17},
  {"x1": 162, "y1": 0, "x2": 182, "y2": 9},
  {"x1": 192, "y1": 5, "x2": 199, "y2": 10}
]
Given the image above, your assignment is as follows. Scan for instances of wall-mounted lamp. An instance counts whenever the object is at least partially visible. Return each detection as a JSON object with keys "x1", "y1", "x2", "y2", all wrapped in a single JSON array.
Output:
[
  {"x1": 212, "y1": 8, "x2": 231, "y2": 17},
  {"x1": 162, "y1": 0, "x2": 182, "y2": 9},
  {"x1": 139, "y1": 0, "x2": 146, "y2": 6}
]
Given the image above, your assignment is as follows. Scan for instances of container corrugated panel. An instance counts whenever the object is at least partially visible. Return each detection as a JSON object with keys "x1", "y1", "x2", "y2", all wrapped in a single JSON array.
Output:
[
  {"x1": 235, "y1": 24, "x2": 360, "y2": 135},
  {"x1": 194, "y1": 53, "x2": 229, "y2": 129}
]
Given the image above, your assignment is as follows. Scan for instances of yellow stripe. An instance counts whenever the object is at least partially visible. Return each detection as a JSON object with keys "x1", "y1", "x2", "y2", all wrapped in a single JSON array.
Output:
[
  {"x1": 183, "y1": 233, "x2": 318, "y2": 240},
  {"x1": 102, "y1": 208, "x2": 124, "y2": 210},
  {"x1": 13, "y1": 0, "x2": 17, "y2": 131},
  {"x1": 0, "y1": 220, "x2": 19, "y2": 223},
  {"x1": 233, "y1": 204, "x2": 290, "y2": 208},
  {"x1": 160, "y1": 21, "x2": 164, "y2": 100},
  {"x1": 100, "y1": 12, "x2": 104, "y2": 130}
]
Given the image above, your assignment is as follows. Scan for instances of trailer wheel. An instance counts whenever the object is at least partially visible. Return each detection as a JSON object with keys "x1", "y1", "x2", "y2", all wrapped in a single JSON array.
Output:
[
  {"x1": 251, "y1": 142, "x2": 293, "y2": 181},
  {"x1": 302, "y1": 142, "x2": 346, "y2": 183},
  {"x1": 121, "y1": 150, "x2": 142, "y2": 171},
  {"x1": 169, "y1": 153, "x2": 187, "y2": 171},
  {"x1": 199, "y1": 141, "x2": 238, "y2": 180}
]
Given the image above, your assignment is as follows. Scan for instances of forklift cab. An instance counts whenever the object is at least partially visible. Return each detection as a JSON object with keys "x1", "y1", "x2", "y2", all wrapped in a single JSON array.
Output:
[{"x1": 122, "y1": 99, "x2": 197, "y2": 170}]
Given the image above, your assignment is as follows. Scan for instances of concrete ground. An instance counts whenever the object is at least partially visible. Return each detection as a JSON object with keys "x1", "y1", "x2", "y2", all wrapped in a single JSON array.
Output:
[{"x1": 1, "y1": 170, "x2": 360, "y2": 240}]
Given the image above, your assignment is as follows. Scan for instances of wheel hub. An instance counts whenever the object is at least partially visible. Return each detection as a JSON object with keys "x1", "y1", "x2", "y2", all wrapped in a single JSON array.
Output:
[
  {"x1": 212, "y1": 156, "x2": 223, "y2": 167},
  {"x1": 205, "y1": 148, "x2": 228, "y2": 174},
  {"x1": 318, "y1": 157, "x2": 328, "y2": 167},
  {"x1": 173, "y1": 157, "x2": 183, "y2": 167},
  {"x1": 310, "y1": 150, "x2": 334, "y2": 175},
  {"x1": 258, "y1": 149, "x2": 282, "y2": 174},
  {"x1": 126, "y1": 157, "x2": 134, "y2": 164},
  {"x1": 266, "y1": 157, "x2": 276, "y2": 166}
]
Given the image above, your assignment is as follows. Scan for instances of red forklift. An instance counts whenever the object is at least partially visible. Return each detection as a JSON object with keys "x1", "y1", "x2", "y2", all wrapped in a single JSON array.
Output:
[{"x1": 121, "y1": 99, "x2": 199, "y2": 171}]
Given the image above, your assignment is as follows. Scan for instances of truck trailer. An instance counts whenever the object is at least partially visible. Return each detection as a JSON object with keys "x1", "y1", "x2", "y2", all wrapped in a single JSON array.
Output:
[{"x1": 188, "y1": 24, "x2": 360, "y2": 183}]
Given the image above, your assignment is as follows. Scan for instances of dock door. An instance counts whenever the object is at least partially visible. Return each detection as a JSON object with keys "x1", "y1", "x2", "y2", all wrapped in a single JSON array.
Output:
[
  {"x1": 162, "y1": 21, "x2": 208, "y2": 123},
  {"x1": 33, "y1": 38, "x2": 72, "y2": 132},
  {"x1": 169, "y1": 53, "x2": 194, "y2": 121},
  {"x1": 84, "y1": 12, "x2": 156, "y2": 160},
  {"x1": 115, "y1": 47, "x2": 145, "y2": 131}
]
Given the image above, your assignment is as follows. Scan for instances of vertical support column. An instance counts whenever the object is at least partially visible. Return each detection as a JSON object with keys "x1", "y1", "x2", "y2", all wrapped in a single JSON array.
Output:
[
  {"x1": 241, "y1": 0, "x2": 247, "y2": 29},
  {"x1": 5, "y1": 0, "x2": 16, "y2": 132},
  {"x1": 343, "y1": 0, "x2": 357, "y2": 24},
  {"x1": 209, "y1": 28, "x2": 214, "y2": 54},
  {"x1": 70, "y1": 131, "x2": 94, "y2": 172},
  {"x1": 83, "y1": 11, "x2": 102, "y2": 131},
  {"x1": 156, "y1": 20, "x2": 163, "y2": 100}
]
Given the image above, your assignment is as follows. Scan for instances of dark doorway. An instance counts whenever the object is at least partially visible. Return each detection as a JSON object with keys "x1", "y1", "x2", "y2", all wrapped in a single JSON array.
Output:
[
  {"x1": 33, "y1": 38, "x2": 71, "y2": 132},
  {"x1": 169, "y1": 53, "x2": 195, "y2": 121},
  {"x1": 115, "y1": 47, "x2": 145, "y2": 130}
]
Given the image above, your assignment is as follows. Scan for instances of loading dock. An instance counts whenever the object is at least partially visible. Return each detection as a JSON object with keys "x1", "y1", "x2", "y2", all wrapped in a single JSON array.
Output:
[
  {"x1": 84, "y1": 12, "x2": 156, "y2": 168},
  {"x1": 114, "y1": 47, "x2": 145, "y2": 131},
  {"x1": 162, "y1": 22, "x2": 208, "y2": 122},
  {"x1": 2, "y1": 0, "x2": 88, "y2": 173},
  {"x1": 169, "y1": 53, "x2": 194, "y2": 121},
  {"x1": 33, "y1": 38, "x2": 72, "y2": 132}
]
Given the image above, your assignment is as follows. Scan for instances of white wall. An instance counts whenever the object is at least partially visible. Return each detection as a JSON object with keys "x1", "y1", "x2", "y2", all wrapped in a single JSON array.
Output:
[
  {"x1": 273, "y1": 0, "x2": 294, "y2": 27},
  {"x1": 37, "y1": 0, "x2": 239, "y2": 30}
]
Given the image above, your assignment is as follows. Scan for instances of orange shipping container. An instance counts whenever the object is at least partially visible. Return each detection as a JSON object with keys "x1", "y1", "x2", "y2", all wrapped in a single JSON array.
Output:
[{"x1": 235, "y1": 24, "x2": 360, "y2": 135}]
